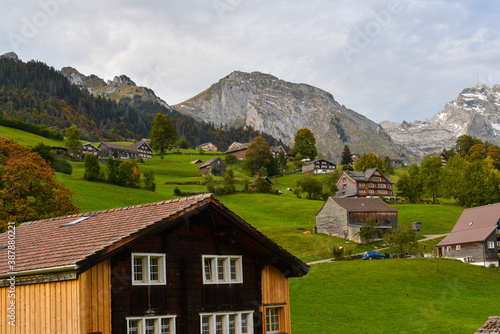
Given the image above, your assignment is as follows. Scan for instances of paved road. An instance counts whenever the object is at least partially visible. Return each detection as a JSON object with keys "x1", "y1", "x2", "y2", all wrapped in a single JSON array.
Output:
[{"x1": 306, "y1": 234, "x2": 448, "y2": 265}]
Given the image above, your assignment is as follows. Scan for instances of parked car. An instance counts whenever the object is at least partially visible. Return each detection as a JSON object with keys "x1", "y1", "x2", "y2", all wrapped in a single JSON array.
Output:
[{"x1": 363, "y1": 251, "x2": 387, "y2": 260}]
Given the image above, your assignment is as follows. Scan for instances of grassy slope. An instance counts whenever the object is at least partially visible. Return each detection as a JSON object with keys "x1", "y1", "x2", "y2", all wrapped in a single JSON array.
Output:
[
  {"x1": 290, "y1": 259, "x2": 500, "y2": 334},
  {"x1": 0, "y1": 124, "x2": 65, "y2": 147}
]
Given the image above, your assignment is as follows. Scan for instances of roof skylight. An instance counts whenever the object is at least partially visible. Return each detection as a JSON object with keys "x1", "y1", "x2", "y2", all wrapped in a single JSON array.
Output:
[{"x1": 62, "y1": 214, "x2": 95, "y2": 227}]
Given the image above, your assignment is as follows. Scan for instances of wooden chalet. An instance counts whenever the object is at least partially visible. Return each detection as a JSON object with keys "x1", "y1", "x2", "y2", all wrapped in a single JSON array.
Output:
[
  {"x1": 0, "y1": 194, "x2": 309, "y2": 334},
  {"x1": 269, "y1": 146, "x2": 286, "y2": 158},
  {"x1": 225, "y1": 143, "x2": 250, "y2": 160},
  {"x1": 227, "y1": 142, "x2": 243, "y2": 152},
  {"x1": 316, "y1": 197, "x2": 398, "y2": 243},
  {"x1": 199, "y1": 157, "x2": 227, "y2": 176},
  {"x1": 196, "y1": 142, "x2": 218, "y2": 152},
  {"x1": 302, "y1": 159, "x2": 336, "y2": 175},
  {"x1": 129, "y1": 139, "x2": 153, "y2": 159},
  {"x1": 336, "y1": 167, "x2": 394, "y2": 199},
  {"x1": 379, "y1": 156, "x2": 404, "y2": 168},
  {"x1": 425, "y1": 152, "x2": 447, "y2": 166},
  {"x1": 436, "y1": 203, "x2": 500, "y2": 267},
  {"x1": 98, "y1": 142, "x2": 140, "y2": 160},
  {"x1": 83, "y1": 142, "x2": 100, "y2": 156}
]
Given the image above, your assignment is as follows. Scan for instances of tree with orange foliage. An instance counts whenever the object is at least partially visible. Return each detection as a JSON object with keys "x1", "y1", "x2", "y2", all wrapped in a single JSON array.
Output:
[{"x1": 0, "y1": 138, "x2": 78, "y2": 231}]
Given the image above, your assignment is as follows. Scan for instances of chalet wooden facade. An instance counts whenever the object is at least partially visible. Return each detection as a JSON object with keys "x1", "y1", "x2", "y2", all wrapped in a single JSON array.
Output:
[
  {"x1": 129, "y1": 140, "x2": 153, "y2": 159},
  {"x1": 0, "y1": 194, "x2": 309, "y2": 334},
  {"x1": 199, "y1": 157, "x2": 227, "y2": 176},
  {"x1": 437, "y1": 203, "x2": 500, "y2": 267},
  {"x1": 302, "y1": 159, "x2": 336, "y2": 175},
  {"x1": 225, "y1": 143, "x2": 250, "y2": 160},
  {"x1": 336, "y1": 167, "x2": 394, "y2": 199},
  {"x1": 97, "y1": 140, "x2": 153, "y2": 160},
  {"x1": 316, "y1": 197, "x2": 398, "y2": 243},
  {"x1": 196, "y1": 142, "x2": 218, "y2": 152},
  {"x1": 83, "y1": 143, "x2": 100, "y2": 156}
]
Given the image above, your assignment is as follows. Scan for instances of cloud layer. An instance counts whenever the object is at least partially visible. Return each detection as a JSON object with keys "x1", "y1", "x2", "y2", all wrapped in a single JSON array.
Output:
[{"x1": 1, "y1": 0, "x2": 499, "y2": 123}]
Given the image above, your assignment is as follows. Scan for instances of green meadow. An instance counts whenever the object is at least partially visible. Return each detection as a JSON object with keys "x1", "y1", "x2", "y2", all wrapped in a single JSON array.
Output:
[{"x1": 5, "y1": 127, "x2": 498, "y2": 334}]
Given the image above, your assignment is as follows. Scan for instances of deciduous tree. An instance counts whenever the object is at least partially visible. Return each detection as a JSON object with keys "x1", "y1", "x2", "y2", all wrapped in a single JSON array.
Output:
[
  {"x1": 244, "y1": 136, "x2": 273, "y2": 175},
  {"x1": 0, "y1": 138, "x2": 78, "y2": 230},
  {"x1": 83, "y1": 154, "x2": 101, "y2": 180},
  {"x1": 65, "y1": 125, "x2": 83, "y2": 159},
  {"x1": 354, "y1": 153, "x2": 384, "y2": 172},
  {"x1": 291, "y1": 128, "x2": 317, "y2": 160},
  {"x1": 383, "y1": 226, "x2": 418, "y2": 256},
  {"x1": 296, "y1": 174, "x2": 323, "y2": 199},
  {"x1": 148, "y1": 113, "x2": 178, "y2": 159}
]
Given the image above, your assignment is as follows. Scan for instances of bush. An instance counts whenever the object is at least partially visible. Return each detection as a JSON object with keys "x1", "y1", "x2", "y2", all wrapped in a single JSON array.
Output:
[
  {"x1": 83, "y1": 154, "x2": 100, "y2": 180},
  {"x1": 332, "y1": 246, "x2": 344, "y2": 259},
  {"x1": 225, "y1": 154, "x2": 238, "y2": 164},
  {"x1": 255, "y1": 177, "x2": 271, "y2": 193},
  {"x1": 143, "y1": 170, "x2": 156, "y2": 192},
  {"x1": 52, "y1": 158, "x2": 73, "y2": 175},
  {"x1": 173, "y1": 187, "x2": 182, "y2": 196}
]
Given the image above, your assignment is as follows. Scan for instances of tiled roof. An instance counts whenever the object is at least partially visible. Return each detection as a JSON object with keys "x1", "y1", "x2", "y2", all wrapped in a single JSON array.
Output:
[
  {"x1": 0, "y1": 194, "x2": 213, "y2": 275},
  {"x1": 437, "y1": 203, "x2": 500, "y2": 246},
  {"x1": 328, "y1": 197, "x2": 397, "y2": 212},
  {"x1": 476, "y1": 316, "x2": 500, "y2": 334},
  {"x1": 344, "y1": 168, "x2": 394, "y2": 184},
  {"x1": 0, "y1": 194, "x2": 309, "y2": 277},
  {"x1": 225, "y1": 143, "x2": 250, "y2": 154},
  {"x1": 199, "y1": 157, "x2": 225, "y2": 169},
  {"x1": 129, "y1": 139, "x2": 152, "y2": 150},
  {"x1": 99, "y1": 142, "x2": 138, "y2": 153}
]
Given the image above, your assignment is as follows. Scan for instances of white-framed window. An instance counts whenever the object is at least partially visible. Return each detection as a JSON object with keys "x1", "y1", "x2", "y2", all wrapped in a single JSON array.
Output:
[
  {"x1": 373, "y1": 177, "x2": 381, "y2": 182},
  {"x1": 200, "y1": 311, "x2": 253, "y2": 334},
  {"x1": 369, "y1": 183, "x2": 374, "y2": 188},
  {"x1": 127, "y1": 316, "x2": 176, "y2": 334},
  {"x1": 497, "y1": 241, "x2": 500, "y2": 247},
  {"x1": 378, "y1": 190, "x2": 387, "y2": 195},
  {"x1": 456, "y1": 245, "x2": 461, "y2": 251},
  {"x1": 487, "y1": 241, "x2": 495, "y2": 249},
  {"x1": 359, "y1": 189, "x2": 366, "y2": 194},
  {"x1": 358, "y1": 182, "x2": 366, "y2": 187},
  {"x1": 265, "y1": 308, "x2": 280, "y2": 333},
  {"x1": 132, "y1": 253, "x2": 166, "y2": 285},
  {"x1": 202, "y1": 255, "x2": 243, "y2": 284},
  {"x1": 369, "y1": 190, "x2": 375, "y2": 194},
  {"x1": 446, "y1": 246, "x2": 452, "y2": 252},
  {"x1": 378, "y1": 183, "x2": 386, "y2": 188}
]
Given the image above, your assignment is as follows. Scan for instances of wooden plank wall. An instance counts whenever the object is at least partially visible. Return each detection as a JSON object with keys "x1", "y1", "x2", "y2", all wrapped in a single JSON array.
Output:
[
  {"x1": 0, "y1": 278, "x2": 80, "y2": 334},
  {"x1": 261, "y1": 265, "x2": 292, "y2": 334},
  {"x1": 79, "y1": 259, "x2": 112, "y2": 334}
]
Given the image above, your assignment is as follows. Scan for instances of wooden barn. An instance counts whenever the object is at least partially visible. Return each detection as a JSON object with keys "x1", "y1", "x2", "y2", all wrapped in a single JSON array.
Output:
[
  {"x1": 315, "y1": 197, "x2": 398, "y2": 243},
  {"x1": 0, "y1": 194, "x2": 308, "y2": 334}
]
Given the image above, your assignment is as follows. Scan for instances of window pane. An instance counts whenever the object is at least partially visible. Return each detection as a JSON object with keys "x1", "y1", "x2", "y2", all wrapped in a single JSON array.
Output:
[
  {"x1": 161, "y1": 318, "x2": 170, "y2": 334},
  {"x1": 266, "y1": 308, "x2": 279, "y2": 332},
  {"x1": 216, "y1": 315, "x2": 224, "y2": 334},
  {"x1": 228, "y1": 314, "x2": 235, "y2": 334},
  {"x1": 202, "y1": 316, "x2": 210, "y2": 334},
  {"x1": 133, "y1": 257, "x2": 143, "y2": 281},
  {"x1": 241, "y1": 314, "x2": 248, "y2": 334},
  {"x1": 204, "y1": 259, "x2": 212, "y2": 281},
  {"x1": 230, "y1": 259, "x2": 237, "y2": 281},
  {"x1": 129, "y1": 320, "x2": 139, "y2": 334},
  {"x1": 150, "y1": 257, "x2": 159, "y2": 281},
  {"x1": 145, "y1": 319, "x2": 155, "y2": 334},
  {"x1": 217, "y1": 259, "x2": 225, "y2": 281}
]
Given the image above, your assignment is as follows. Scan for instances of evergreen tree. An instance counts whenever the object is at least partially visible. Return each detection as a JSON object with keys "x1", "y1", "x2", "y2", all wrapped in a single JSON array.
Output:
[
  {"x1": 341, "y1": 145, "x2": 352, "y2": 165},
  {"x1": 65, "y1": 125, "x2": 83, "y2": 159},
  {"x1": 83, "y1": 154, "x2": 101, "y2": 180}
]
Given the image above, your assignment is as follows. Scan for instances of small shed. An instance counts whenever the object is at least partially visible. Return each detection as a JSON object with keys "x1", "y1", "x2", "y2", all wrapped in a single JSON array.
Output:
[
  {"x1": 411, "y1": 222, "x2": 421, "y2": 231},
  {"x1": 199, "y1": 157, "x2": 226, "y2": 176}
]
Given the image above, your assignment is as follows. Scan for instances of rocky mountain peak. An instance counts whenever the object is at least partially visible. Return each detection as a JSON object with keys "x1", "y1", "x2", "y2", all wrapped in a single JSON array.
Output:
[
  {"x1": 0, "y1": 52, "x2": 20, "y2": 61},
  {"x1": 175, "y1": 70, "x2": 410, "y2": 161},
  {"x1": 381, "y1": 84, "x2": 500, "y2": 157}
]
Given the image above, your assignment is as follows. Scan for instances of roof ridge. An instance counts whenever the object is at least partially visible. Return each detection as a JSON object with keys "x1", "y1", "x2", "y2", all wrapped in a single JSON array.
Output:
[{"x1": 19, "y1": 194, "x2": 214, "y2": 226}]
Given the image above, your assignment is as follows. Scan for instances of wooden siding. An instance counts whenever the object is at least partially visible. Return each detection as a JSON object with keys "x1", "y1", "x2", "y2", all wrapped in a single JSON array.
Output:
[
  {"x1": 80, "y1": 259, "x2": 112, "y2": 334},
  {"x1": 0, "y1": 278, "x2": 80, "y2": 334},
  {"x1": 110, "y1": 211, "x2": 263, "y2": 333},
  {"x1": 261, "y1": 265, "x2": 292, "y2": 334}
]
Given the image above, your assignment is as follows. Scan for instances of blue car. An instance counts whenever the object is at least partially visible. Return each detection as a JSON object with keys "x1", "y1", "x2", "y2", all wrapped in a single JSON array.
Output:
[{"x1": 363, "y1": 251, "x2": 386, "y2": 260}]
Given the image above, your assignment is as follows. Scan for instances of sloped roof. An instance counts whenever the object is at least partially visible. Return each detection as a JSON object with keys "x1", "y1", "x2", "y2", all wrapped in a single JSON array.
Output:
[
  {"x1": 317, "y1": 197, "x2": 397, "y2": 216},
  {"x1": 304, "y1": 159, "x2": 336, "y2": 167},
  {"x1": 437, "y1": 203, "x2": 500, "y2": 246},
  {"x1": 0, "y1": 194, "x2": 309, "y2": 277},
  {"x1": 129, "y1": 139, "x2": 152, "y2": 150},
  {"x1": 99, "y1": 142, "x2": 137, "y2": 153},
  {"x1": 199, "y1": 157, "x2": 225, "y2": 169},
  {"x1": 225, "y1": 142, "x2": 250, "y2": 154},
  {"x1": 344, "y1": 167, "x2": 394, "y2": 184},
  {"x1": 476, "y1": 316, "x2": 500, "y2": 334}
]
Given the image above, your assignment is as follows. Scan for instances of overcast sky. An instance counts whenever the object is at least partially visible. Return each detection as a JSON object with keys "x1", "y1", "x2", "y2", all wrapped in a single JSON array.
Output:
[{"x1": 1, "y1": 0, "x2": 499, "y2": 124}]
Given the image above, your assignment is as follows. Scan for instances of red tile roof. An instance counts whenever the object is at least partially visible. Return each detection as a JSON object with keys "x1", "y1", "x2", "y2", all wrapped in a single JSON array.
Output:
[
  {"x1": 437, "y1": 203, "x2": 500, "y2": 246},
  {"x1": 327, "y1": 197, "x2": 397, "y2": 213}
]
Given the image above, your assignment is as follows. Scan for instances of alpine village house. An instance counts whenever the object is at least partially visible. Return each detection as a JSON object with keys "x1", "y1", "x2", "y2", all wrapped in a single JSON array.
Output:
[
  {"x1": 0, "y1": 194, "x2": 309, "y2": 334},
  {"x1": 336, "y1": 167, "x2": 394, "y2": 199},
  {"x1": 436, "y1": 202, "x2": 500, "y2": 267}
]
